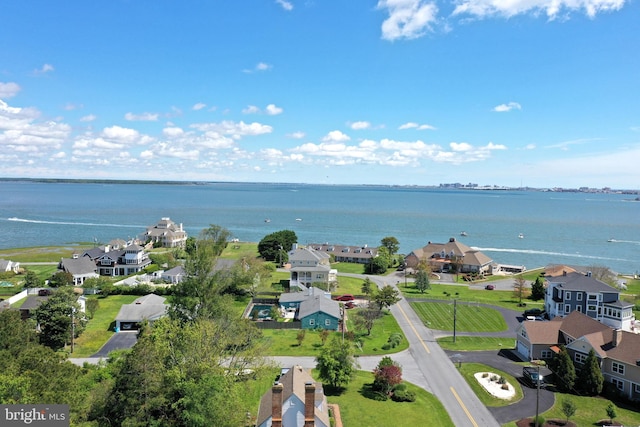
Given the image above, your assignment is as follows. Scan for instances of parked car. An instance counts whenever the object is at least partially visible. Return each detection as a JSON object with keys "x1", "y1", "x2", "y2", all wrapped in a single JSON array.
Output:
[
  {"x1": 38, "y1": 289, "x2": 52, "y2": 296},
  {"x1": 522, "y1": 366, "x2": 544, "y2": 387},
  {"x1": 335, "y1": 294, "x2": 355, "y2": 302},
  {"x1": 485, "y1": 284, "x2": 495, "y2": 290},
  {"x1": 523, "y1": 308, "x2": 544, "y2": 317},
  {"x1": 344, "y1": 301, "x2": 356, "y2": 309}
]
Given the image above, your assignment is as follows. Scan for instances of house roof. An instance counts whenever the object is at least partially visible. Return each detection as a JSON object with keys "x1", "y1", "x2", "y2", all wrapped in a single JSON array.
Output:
[
  {"x1": 543, "y1": 265, "x2": 577, "y2": 277},
  {"x1": 550, "y1": 272, "x2": 618, "y2": 294},
  {"x1": 605, "y1": 331, "x2": 640, "y2": 365},
  {"x1": 161, "y1": 265, "x2": 185, "y2": 276},
  {"x1": 299, "y1": 295, "x2": 341, "y2": 320},
  {"x1": 19, "y1": 295, "x2": 49, "y2": 311},
  {"x1": 462, "y1": 250, "x2": 493, "y2": 267},
  {"x1": 289, "y1": 247, "x2": 330, "y2": 263},
  {"x1": 115, "y1": 294, "x2": 168, "y2": 322},
  {"x1": 408, "y1": 237, "x2": 493, "y2": 266},
  {"x1": 557, "y1": 310, "x2": 611, "y2": 342},
  {"x1": 310, "y1": 243, "x2": 378, "y2": 259},
  {"x1": 60, "y1": 257, "x2": 98, "y2": 276},
  {"x1": 520, "y1": 321, "x2": 563, "y2": 345},
  {"x1": 257, "y1": 366, "x2": 329, "y2": 427},
  {"x1": 604, "y1": 300, "x2": 634, "y2": 309}
]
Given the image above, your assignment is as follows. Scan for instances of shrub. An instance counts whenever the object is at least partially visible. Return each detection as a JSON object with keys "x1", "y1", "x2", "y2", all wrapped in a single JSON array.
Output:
[
  {"x1": 532, "y1": 415, "x2": 545, "y2": 427},
  {"x1": 392, "y1": 389, "x2": 416, "y2": 402},
  {"x1": 498, "y1": 376, "x2": 506, "y2": 385},
  {"x1": 490, "y1": 375, "x2": 498, "y2": 382},
  {"x1": 393, "y1": 383, "x2": 407, "y2": 392},
  {"x1": 501, "y1": 384, "x2": 509, "y2": 390},
  {"x1": 482, "y1": 372, "x2": 489, "y2": 378}
]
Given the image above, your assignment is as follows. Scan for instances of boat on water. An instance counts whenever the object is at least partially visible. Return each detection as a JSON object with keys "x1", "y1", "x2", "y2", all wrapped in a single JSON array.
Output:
[
  {"x1": 608, "y1": 238, "x2": 615, "y2": 242},
  {"x1": 264, "y1": 218, "x2": 271, "y2": 223},
  {"x1": 518, "y1": 233, "x2": 524, "y2": 239},
  {"x1": 460, "y1": 231, "x2": 468, "y2": 237},
  {"x1": 295, "y1": 218, "x2": 302, "y2": 221}
]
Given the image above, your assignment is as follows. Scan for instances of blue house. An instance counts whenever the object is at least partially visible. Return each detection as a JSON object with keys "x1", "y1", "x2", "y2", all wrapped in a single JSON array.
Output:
[{"x1": 278, "y1": 287, "x2": 341, "y2": 330}]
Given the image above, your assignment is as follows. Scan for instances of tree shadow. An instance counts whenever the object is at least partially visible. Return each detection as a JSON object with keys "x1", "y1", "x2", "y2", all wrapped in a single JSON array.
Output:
[
  {"x1": 358, "y1": 383, "x2": 387, "y2": 401},
  {"x1": 322, "y1": 384, "x2": 347, "y2": 397}
]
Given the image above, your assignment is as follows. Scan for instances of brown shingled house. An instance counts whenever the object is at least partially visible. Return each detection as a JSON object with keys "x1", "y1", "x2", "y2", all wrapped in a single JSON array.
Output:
[{"x1": 404, "y1": 237, "x2": 493, "y2": 275}]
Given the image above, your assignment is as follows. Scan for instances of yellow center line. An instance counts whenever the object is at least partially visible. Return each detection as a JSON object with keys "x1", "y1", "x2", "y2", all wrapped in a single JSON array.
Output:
[
  {"x1": 450, "y1": 386, "x2": 479, "y2": 427},
  {"x1": 396, "y1": 303, "x2": 430, "y2": 354}
]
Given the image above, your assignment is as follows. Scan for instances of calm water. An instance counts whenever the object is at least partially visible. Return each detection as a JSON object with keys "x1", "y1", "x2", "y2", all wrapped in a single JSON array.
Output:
[{"x1": 1, "y1": 181, "x2": 639, "y2": 274}]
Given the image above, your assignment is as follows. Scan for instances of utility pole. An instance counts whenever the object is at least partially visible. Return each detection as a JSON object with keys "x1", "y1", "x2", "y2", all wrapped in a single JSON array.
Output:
[
  {"x1": 453, "y1": 298, "x2": 457, "y2": 343},
  {"x1": 71, "y1": 308, "x2": 75, "y2": 353}
]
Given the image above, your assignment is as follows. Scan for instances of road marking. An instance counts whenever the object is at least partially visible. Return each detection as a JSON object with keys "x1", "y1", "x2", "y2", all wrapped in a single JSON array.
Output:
[
  {"x1": 396, "y1": 303, "x2": 430, "y2": 354},
  {"x1": 450, "y1": 386, "x2": 479, "y2": 427}
]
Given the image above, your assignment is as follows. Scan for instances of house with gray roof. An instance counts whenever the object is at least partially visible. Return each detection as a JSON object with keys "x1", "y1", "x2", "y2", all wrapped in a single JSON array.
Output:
[
  {"x1": 545, "y1": 271, "x2": 634, "y2": 331},
  {"x1": 404, "y1": 237, "x2": 493, "y2": 274},
  {"x1": 288, "y1": 246, "x2": 337, "y2": 291},
  {"x1": 310, "y1": 243, "x2": 378, "y2": 264},
  {"x1": 82, "y1": 243, "x2": 151, "y2": 277},
  {"x1": 59, "y1": 255, "x2": 99, "y2": 285},
  {"x1": 144, "y1": 217, "x2": 188, "y2": 248},
  {"x1": 0, "y1": 259, "x2": 20, "y2": 274},
  {"x1": 161, "y1": 265, "x2": 186, "y2": 284},
  {"x1": 114, "y1": 293, "x2": 168, "y2": 331},
  {"x1": 278, "y1": 287, "x2": 340, "y2": 330}
]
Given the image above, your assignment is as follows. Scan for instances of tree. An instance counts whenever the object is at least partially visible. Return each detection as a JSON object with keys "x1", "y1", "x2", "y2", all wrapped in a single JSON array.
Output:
[
  {"x1": 184, "y1": 236, "x2": 197, "y2": 256},
  {"x1": 34, "y1": 287, "x2": 86, "y2": 351},
  {"x1": 257, "y1": 230, "x2": 297, "y2": 262},
  {"x1": 512, "y1": 275, "x2": 529, "y2": 305},
  {"x1": 577, "y1": 349, "x2": 603, "y2": 396},
  {"x1": 373, "y1": 357, "x2": 403, "y2": 396},
  {"x1": 366, "y1": 255, "x2": 389, "y2": 274},
  {"x1": 318, "y1": 329, "x2": 330, "y2": 345},
  {"x1": 606, "y1": 403, "x2": 617, "y2": 425},
  {"x1": 531, "y1": 276, "x2": 545, "y2": 301},
  {"x1": 380, "y1": 237, "x2": 399, "y2": 256},
  {"x1": 415, "y1": 269, "x2": 430, "y2": 293},
  {"x1": 361, "y1": 278, "x2": 374, "y2": 301},
  {"x1": 85, "y1": 298, "x2": 100, "y2": 319},
  {"x1": 587, "y1": 265, "x2": 616, "y2": 286},
  {"x1": 296, "y1": 329, "x2": 306, "y2": 346},
  {"x1": 23, "y1": 270, "x2": 42, "y2": 288},
  {"x1": 549, "y1": 346, "x2": 575, "y2": 393},
  {"x1": 561, "y1": 398, "x2": 577, "y2": 424},
  {"x1": 49, "y1": 271, "x2": 73, "y2": 288},
  {"x1": 353, "y1": 306, "x2": 382, "y2": 336},
  {"x1": 316, "y1": 336, "x2": 356, "y2": 389},
  {"x1": 372, "y1": 285, "x2": 400, "y2": 311}
]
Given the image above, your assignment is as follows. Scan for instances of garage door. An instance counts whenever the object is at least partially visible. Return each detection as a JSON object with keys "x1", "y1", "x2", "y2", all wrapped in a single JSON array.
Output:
[{"x1": 517, "y1": 340, "x2": 530, "y2": 360}]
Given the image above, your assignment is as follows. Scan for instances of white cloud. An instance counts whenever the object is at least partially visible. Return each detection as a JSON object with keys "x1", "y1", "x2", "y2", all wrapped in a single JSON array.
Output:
[
  {"x1": 80, "y1": 114, "x2": 97, "y2": 122},
  {"x1": 242, "y1": 105, "x2": 260, "y2": 114},
  {"x1": 191, "y1": 120, "x2": 273, "y2": 139},
  {"x1": 287, "y1": 131, "x2": 306, "y2": 139},
  {"x1": 192, "y1": 102, "x2": 207, "y2": 111},
  {"x1": 125, "y1": 112, "x2": 159, "y2": 121},
  {"x1": 0, "y1": 82, "x2": 21, "y2": 99},
  {"x1": 265, "y1": 104, "x2": 283, "y2": 115},
  {"x1": 493, "y1": 102, "x2": 522, "y2": 112},
  {"x1": 243, "y1": 62, "x2": 273, "y2": 73},
  {"x1": 349, "y1": 121, "x2": 371, "y2": 130},
  {"x1": 162, "y1": 126, "x2": 185, "y2": 138},
  {"x1": 377, "y1": 0, "x2": 439, "y2": 41},
  {"x1": 63, "y1": 103, "x2": 83, "y2": 111},
  {"x1": 34, "y1": 63, "x2": 54, "y2": 74},
  {"x1": 452, "y1": 0, "x2": 625, "y2": 19},
  {"x1": 0, "y1": 100, "x2": 70, "y2": 151},
  {"x1": 322, "y1": 130, "x2": 351, "y2": 143},
  {"x1": 524, "y1": 143, "x2": 536, "y2": 150},
  {"x1": 398, "y1": 121, "x2": 436, "y2": 130},
  {"x1": 275, "y1": 0, "x2": 293, "y2": 11},
  {"x1": 450, "y1": 142, "x2": 473, "y2": 151}
]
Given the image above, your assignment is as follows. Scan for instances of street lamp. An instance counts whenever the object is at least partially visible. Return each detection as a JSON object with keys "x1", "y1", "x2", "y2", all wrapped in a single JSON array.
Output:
[
  {"x1": 453, "y1": 298, "x2": 458, "y2": 343},
  {"x1": 532, "y1": 360, "x2": 546, "y2": 427}
]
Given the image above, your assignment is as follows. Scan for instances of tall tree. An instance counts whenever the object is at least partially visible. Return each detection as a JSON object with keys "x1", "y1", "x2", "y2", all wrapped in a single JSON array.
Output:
[
  {"x1": 361, "y1": 277, "x2": 374, "y2": 301},
  {"x1": 372, "y1": 285, "x2": 401, "y2": 311},
  {"x1": 316, "y1": 336, "x2": 356, "y2": 389},
  {"x1": 415, "y1": 269, "x2": 431, "y2": 293},
  {"x1": 577, "y1": 349, "x2": 603, "y2": 396},
  {"x1": 531, "y1": 276, "x2": 545, "y2": 301},
  {"x1": 257, "y1": 230, "x2": 297, "y2": 262},
  {"x1": 34, "y1": 287, "x2": 86, "y2": 351},
  {"x1": 549, "y1": 346, "x2": 576, "y2": 393},
  {"x1": 49, "y1": 271, "x2": 74, "y2": 288},
  {"x1": 380, "y1": 236, "x2": 399, "y2": 256},
  {"x1": 512, "y1": 275, "x2": 529, "y2": 305},
  {"x1": 23, "y1": 270, "x2": 42, "y2": 288}
]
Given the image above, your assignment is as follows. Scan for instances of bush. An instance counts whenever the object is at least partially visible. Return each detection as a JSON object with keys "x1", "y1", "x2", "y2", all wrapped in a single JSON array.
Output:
[
  {"x1": 532, "y1": 415, "x2": 545, "y2": 427},
  {"x1": 392, "y1": 389, "x2": 416, "y2": 402},
  {"x1": 393, "y1": 383, "x2": 407, "y2": 392}
]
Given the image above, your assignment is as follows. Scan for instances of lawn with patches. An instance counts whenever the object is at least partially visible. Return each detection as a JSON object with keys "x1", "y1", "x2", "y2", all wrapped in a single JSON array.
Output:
[
  {"x1": 0, "y1": 245, "x2": 93, "y2": 263},
  {"x1": 71, "y1": 294, "x2": 139, "y2": 357},
  {"x1": 220, "y1": 242, "x2": 259, "y2": 260},
  {"x1": 318, "y1": 369, "x2": 453, "y2": 427},
  {"x1": 261, "y1": 309, "x2": 407, "y2": 356},
  {"x1": 457, "y1": 362, "x2": 523, "y2": 407},
  {"x1": 410, "y1": 301, "x2": 507, "y2": 332},
  {"x1": 437, "y1": 336, "x2": 516, "y2": 351},
  {"x1": 403, "y1": 282, "x2": 545, "y2": 312}
]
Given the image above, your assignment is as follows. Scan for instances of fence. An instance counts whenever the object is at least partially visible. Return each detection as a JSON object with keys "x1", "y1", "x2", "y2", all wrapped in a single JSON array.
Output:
[{"x1": 254, "y1": 320, "x2": 301, "y2": 330}]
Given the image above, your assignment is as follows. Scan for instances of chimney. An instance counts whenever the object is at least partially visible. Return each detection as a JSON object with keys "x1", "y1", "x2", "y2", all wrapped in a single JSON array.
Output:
[
  {"x1": 304, "y1": 382, "x2": 315, "y2": 427},
  {"x1": 271, "y1": 382, "x2": 284, "y2": 427},
  {"x1": 613, "y1": 329, "x2": 623, "y2": 347}
]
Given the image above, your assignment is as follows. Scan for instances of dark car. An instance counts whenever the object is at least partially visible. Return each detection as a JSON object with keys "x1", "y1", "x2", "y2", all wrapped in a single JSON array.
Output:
[
  {"x1": 485, "y1": 284, "x2": 495, "y2": 290},
  {"x1": 38, "y1": 289, "x2": 52, "y2": 296},
  {"x1": 344, "y1": 301, "x2": 356, "y2": 309},
  {"x1": 335, "y1": 294, "x2": 355, "y2": 302},
  {"x1": 522, "y1": 366, "x2": 544, "y2": 387}
]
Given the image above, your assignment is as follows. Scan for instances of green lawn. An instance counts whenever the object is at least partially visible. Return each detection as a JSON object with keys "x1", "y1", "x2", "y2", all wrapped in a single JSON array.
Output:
[
  {"x1": 332, "y1": 262, "x2": 367, "y2": 274},
  {"x1": 437, "y1": 336, "x2": 516, "y2": 352},
  {"x1": 0, "y1": 245, "x2": 93, "y2": 263},
  {"x1": 410, "y1": 301, "x2": 508, "y2": 332},
  {"x1": 261, "y1": 309, "x2": 407, "y2": 356},
  {"x1": 457, "y1": 363, "x2": 523, "y2": 407},
  {"x1": 71, "y1": 294, "x2": 139, "y2": 357},
  {"x1": 317, "y1": 369, "x2": 454, "y2": 427}
]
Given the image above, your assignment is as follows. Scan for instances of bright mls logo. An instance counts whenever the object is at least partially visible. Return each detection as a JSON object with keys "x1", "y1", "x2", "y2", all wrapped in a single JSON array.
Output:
[{"x1": 1, "y1": 405, "x2": 69, "y2": 426}]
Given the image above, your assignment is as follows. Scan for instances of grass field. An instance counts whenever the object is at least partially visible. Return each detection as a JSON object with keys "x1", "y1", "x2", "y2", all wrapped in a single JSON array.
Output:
[
  {"x1": 261, "y1": 309, "x2": 407, "y2": 356},
  {"x1": 70, "y1": 294, "x2": 139, "y2": 357},
  {"x1": 457, "y1": 363, "x2": 523, "y2": 407},
  {"x1": 437, "y1": 336, "x2": 516, "y2": 351},
  {"x1": 318, "y1": 369, "x2": 454, "y2": 427},
  {"x1": 410, "y1": 301, "x2": 508, "y2": 332},
  {"x1": 0, "y1": 244, "x2": 93, "y2": 263}
]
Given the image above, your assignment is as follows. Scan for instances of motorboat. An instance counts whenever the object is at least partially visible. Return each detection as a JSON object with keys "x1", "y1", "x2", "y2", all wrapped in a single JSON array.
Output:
[
  {"x1": 518, "y1": 233, "x2": 524, "y2": 239},
  {"x1": 460, "y1": 231, "x2": 468, "y2": 237}
]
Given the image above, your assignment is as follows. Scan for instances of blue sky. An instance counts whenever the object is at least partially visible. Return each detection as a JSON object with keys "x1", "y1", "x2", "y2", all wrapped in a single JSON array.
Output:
[{"x1": 1, "y1": 0, "x2": 638, "y2": 188}]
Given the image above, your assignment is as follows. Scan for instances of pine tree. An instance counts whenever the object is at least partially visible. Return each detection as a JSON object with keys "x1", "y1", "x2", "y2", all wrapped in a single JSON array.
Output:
[
  {"x1": 549, "y1": 346, "x2": 576, "y2": 393},
  {"x1": 577, "y1": 349, "x2": 603, "y2": 396}
]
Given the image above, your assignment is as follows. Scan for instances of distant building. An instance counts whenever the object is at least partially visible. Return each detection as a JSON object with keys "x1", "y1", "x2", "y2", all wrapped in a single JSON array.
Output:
[
  {"x1": 309, "y1": 243, "x2": 378, "y2": 264},
  {"x1": 59, "y1": 254, "x2": 99, "y2": 285},
  {"x1": 81, "y1": 243, "x2": 152, "y2": 277},
  {"x1": 0, "y1": 259, "x2": 20, "y2": 274},
  {"x1": 405, "y1": 237, "x2": 493, "y2": 275},
  {"x1": 144, "y1": 217, "x2": 187, "y2": 248}
]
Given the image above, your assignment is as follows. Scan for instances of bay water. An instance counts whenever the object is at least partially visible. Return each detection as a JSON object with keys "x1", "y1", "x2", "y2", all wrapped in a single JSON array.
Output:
[{"x1": 1, "y1": 181, "x2": 638, "y2": 274}]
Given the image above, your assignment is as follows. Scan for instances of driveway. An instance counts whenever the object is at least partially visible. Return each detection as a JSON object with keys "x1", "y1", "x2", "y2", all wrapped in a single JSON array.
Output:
[{"x1": 91, "y1": 331, "x2": 138, "y2": 357}]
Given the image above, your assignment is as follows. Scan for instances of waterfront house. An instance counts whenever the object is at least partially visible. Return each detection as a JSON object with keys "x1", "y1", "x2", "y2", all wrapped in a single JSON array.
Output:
[
  {"x1": 310, "y1": 243, "x2": 378, "y2": 264},
  {"x1": 0, "y1": 259, "x2": 20, "y2": 274},
  {"x1": 404, "y1": 237, "x2": 493, "y2": 275},
  {"x1": 278, "y1": 287, "x2": 340, "y2": 331},
  {"x1": 143, "y1": 217, "x2": 188, "y2": 248},
  {"x1": 257, "y1": 365, "x2": 330, "y2": 427},
  {"x1": 114, "y1": 293, "x2": 168, "y2": 331},
  {"x1": 59, "y1": 254, "x2": 99, "y2": 285},
  {"x1": 545, "y1": 271, "x2": 635, "y2": 331},
  {"x1": 288, "y1": 246, "x2": 337, "y2": 290},
  {"x1": 82, "y1": 243, "x2": 152, "y2": 277}
]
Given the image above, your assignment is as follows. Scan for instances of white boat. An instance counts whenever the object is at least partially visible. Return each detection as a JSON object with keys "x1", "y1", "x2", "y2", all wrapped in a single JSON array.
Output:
[
  {"x1": 518, "y1": 233, "x2": 524, "y2": 239},
  {"x1": 607, "y1": 238, "x2": 615, "y2": 242},
  {"x1": 460, "y1": 231, "x2": 468, "y2": 237},
  {"x1": 264, "y1": 218, "x2": 271, "y2": 223},
  {"x1": 295, "y1": 218, "x2": 302, "y2": 221}
]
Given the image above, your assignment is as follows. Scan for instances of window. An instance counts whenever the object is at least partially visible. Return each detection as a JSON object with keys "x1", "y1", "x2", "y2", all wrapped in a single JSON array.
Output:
[
  {"x1": 309, "y1": 319, "x2": 315, "y2": 326},
  {"x1": 588, "y1": 294, "x2": 597, "y2": 300},
  {"x1": 564, "y1": 304, "x2": 571, "y2": 313},
  {"x1": 612, "y1": 362, "x2": 625, "y2": 375},
  {"x1": 541, "y1": 350, "x2": 552, "y2": 359},
  {"x1": 576, "y1": 306, "x2": 582, "y2": 312},
  {"x1": 635, "y1": 384, "x2": 640, "y2": 393},
  {"x1": 611, "y1": 378, "x2": 624, "y2": 391},
  {"x1": 576, "y1": 293, "x2": 583, "y2": 301},
  {"x1": 566, "y1": 291, "x2": 571, "y2": 300},
  {"x1": 574, "y1": 352, "x2": 587, "y2": 364},
  {"x1": 588, "y1": 305, "x2": 597, "y2": 311},
  {"x1": 325, "y1": 319, "x2": 331, "y2": 326}
]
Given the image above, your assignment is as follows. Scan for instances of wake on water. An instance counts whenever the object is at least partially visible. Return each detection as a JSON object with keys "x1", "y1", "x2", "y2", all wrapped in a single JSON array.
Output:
[{"x1": 7, "y1": 217, "x2": 142, "y2": 229}]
